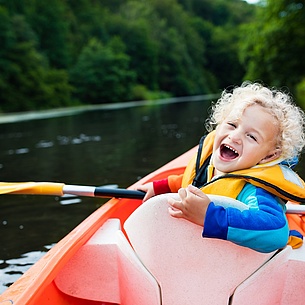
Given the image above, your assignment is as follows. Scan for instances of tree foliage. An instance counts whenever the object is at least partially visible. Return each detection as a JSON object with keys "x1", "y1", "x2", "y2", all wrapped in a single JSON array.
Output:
[
  {"x1": 239, "y1": 0, "x2": 305, "y2": 96},
  {"x1": 0, "y1": 0, "x2": 279, "y2": 112},
  {"x1": 0, "y1": 6, "x2": 72, "y2": 112},
  {"x1": 70, "y1": 37, "x2": 135, "y2": 103}
]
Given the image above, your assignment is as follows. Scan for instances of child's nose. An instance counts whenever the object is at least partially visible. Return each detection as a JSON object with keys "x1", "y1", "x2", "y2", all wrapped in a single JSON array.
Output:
[{"x1": 228, "y1": 130, "x2": 242, "y2": 144}]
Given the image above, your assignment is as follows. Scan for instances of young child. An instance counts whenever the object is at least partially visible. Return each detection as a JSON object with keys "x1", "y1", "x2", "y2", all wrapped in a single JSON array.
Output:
[{"x1": 138, "y1": 82, "x2": 305, "y2": 253}]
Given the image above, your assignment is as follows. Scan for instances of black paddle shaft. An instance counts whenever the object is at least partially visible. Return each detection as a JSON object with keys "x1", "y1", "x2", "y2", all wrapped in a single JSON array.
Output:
[{"x1": 94, "y1": 187, "x2": 146, "y2": 199}]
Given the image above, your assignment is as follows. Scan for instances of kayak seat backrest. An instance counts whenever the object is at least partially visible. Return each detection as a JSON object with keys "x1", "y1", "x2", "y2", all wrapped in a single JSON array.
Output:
[
  {"x1": 231, "y1": 244, "x2": 305, "y2": 305},
  {"x1": 124, "y1": 194, "x2": 276, "y2": 305},
  {"x1": 55, "y1": 218, "x2": 161, "y2": 305}
]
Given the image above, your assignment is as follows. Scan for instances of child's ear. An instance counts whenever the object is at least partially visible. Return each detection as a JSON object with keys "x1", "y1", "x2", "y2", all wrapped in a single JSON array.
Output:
[{"x1": 259, "y1": 149, "x2": 282, "y2": 164}]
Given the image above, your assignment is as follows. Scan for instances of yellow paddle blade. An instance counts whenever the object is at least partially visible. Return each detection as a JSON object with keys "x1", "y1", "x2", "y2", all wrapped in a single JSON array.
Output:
[{"x1": 0, "y1": 182, "x2": 65, "y2": 196}]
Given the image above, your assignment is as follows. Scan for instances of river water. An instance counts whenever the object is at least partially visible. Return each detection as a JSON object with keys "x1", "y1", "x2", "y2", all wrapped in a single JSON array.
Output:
[{"x1": 0, "y1": 97, "x2": 214, "y2": 293}]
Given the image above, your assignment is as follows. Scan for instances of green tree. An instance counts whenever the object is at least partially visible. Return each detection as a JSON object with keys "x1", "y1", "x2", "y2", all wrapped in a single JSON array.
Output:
[
  {"x1": 240, "y1": 0, "x2": 305, "y2": 91},
  {"x1": 173, "y1": 0, "x2": 254, "y2": 90},
  {"x1": 116, "y1": 0, "x2": 211, "y2": 96},
  {"x1": 0, "y1": 8, "x2": 72, "y2": 112},
  {"x1": 70, "y1": 37, "x2": 136, "y2": 104},
  {"x1": 107, "y1": 3, "x2": 160, "y2": 91},
  {"x1": 65, "y1": 0, "x2": 109, "y2": 63},
  {"x1": 205, "y1": 24, "x2": 246, "y2": 89},
  {"x1": 25, "y1": 0, "x2": 70, "y2": 68},
  {"x1": 151, "y1": 0, "x2": 210, "y2": 95}
]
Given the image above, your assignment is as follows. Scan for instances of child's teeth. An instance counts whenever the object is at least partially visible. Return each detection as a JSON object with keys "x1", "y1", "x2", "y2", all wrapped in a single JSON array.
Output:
[{"x1": 225, "y1": 145, "x2": 237, "y2": 154}]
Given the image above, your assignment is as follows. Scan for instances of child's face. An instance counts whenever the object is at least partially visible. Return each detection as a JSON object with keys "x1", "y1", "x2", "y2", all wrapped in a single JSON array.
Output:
[{"x1": 212, "y1": 104, "x2": 281, "y2": 175}]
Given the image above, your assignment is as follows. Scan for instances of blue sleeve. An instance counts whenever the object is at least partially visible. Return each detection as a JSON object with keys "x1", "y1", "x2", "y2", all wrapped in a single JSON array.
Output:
[{"x1": 202, "y1": 183, "x2": 289, "y2": 253}]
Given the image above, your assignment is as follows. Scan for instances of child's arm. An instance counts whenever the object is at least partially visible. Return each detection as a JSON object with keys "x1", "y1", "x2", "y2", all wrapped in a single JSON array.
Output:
[
  {"x1": 168, "y1": 183, "x2": 288, "y2": 252},
  {"x1": 137, "y1": 182, "x2": 156, "y2": 202},
  {"x1": 203, "y1": 183, "x2": 289, "y2": 253},
  {"x1": 138, "y1": 174, "x2": 184, "y2": 202}
]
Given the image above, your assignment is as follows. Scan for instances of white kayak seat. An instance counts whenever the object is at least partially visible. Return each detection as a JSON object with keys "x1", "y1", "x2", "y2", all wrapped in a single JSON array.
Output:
[
  {"x1": 124, "y1": 194, "x2": 276, "y2": 305},
  {"x1": 55, "y1": 218, "x2": 161, "y2": 305},
  {"x1": 231, "y1": 244, "x2": 305, "y2": 305}
]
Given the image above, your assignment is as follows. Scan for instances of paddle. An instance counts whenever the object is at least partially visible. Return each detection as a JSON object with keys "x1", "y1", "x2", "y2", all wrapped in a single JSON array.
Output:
[
  {"x1": 0, "y1": 181, "x2": 304, "y2": 214},
  {"x1": 0, "y1": 182, "x2": 145, "y2": 200}
]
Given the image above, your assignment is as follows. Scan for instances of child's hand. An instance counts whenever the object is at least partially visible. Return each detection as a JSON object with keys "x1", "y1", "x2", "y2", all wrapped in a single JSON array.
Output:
[
  {"x1": 137, "y1": 182, "x2": 155, "y2": 202},
  {"x1": 167, "y1": 185, "x2": 210, "y2": 226}
]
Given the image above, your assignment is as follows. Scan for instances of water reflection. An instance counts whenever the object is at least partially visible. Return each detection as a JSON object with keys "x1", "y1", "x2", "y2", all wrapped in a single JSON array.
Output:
[{"x1": 0, "y1": 244, "x2": 54, "y2": 292}]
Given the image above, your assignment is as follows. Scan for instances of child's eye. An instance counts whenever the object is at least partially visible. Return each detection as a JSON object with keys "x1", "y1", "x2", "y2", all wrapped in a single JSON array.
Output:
[
  {"x1": 247, "y1": 133, "x2": 257, "y2": 142},
  {"x1": 227, "y1": 122, "x2": 236, "y2": 128}
]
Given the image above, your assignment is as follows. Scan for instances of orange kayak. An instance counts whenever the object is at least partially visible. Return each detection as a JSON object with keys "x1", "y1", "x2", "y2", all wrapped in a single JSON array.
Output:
[{"x1": 1, "y1": 147, "x2": 305, "y2": 305}]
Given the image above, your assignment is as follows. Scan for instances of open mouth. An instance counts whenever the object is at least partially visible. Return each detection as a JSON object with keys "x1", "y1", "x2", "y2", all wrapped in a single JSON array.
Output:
[{"x1": 220, "y1": 144, "x2": 239, "y2": 160}]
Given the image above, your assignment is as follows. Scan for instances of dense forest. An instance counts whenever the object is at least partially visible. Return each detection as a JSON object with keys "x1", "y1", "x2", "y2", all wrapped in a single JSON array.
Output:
[{"x1": 0, "y1": 0, "x2": 304, "y2": 112}]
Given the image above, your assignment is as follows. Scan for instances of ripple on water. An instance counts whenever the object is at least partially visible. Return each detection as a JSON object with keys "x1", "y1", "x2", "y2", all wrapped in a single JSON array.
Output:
[
  {"x1": 7, "y1": 148, "x2": 30, "y2": 155},
  {"x1": 0, "y1": 244, "x2": 55, "y2": 294}
]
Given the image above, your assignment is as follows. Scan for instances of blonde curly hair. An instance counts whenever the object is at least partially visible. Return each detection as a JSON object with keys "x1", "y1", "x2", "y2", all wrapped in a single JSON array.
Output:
[{"x1": 206, "y1": 81, "x2": 305, "y2": 161}]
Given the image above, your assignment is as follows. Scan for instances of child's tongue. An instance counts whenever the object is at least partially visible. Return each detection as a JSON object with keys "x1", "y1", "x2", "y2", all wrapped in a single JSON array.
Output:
[{"x1": 220, "y1": 144, "x2": 238, "y2": 160}]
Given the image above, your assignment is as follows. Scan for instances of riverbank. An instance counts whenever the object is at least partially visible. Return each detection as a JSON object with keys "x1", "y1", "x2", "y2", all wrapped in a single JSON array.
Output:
[{"x1": 0, "y1": 94, "x2": 219, "y2": 124}]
